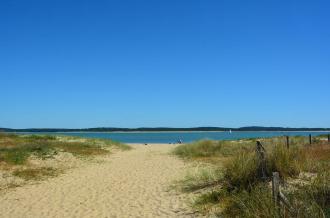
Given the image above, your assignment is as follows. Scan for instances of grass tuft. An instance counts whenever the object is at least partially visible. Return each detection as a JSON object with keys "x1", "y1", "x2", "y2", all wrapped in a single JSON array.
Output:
[
  {"x1": 268, "y1": 145, "x2": 304, "y2": 178},
  {"x1": 177, "y1": 166, "x2": 223, "y2": 192},
  {"x1": 13, "y1": 167, "x2": 59, "y2": 180},
  {"x1": 223, "y1": 152, "x2": 259, "y2": 191}
]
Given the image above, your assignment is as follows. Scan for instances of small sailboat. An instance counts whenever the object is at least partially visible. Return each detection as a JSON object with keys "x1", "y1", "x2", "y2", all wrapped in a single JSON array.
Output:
[{"x1": 229, "y1": 129, "x2": 232, "y2": 134}]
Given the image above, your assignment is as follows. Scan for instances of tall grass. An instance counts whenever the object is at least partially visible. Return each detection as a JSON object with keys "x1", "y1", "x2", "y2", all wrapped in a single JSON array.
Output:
[
  {"x1": 267, "y1": 145, "x2": 305, "y2": 178},
  {"x1": 173, "y1": 136, "x2": 330, "y2": 217},
  {"x1": 176, "y1": 166, "x2": 223, "y2": 192},
  {"x1": 173, "y1": 139, "x2": 253, "y2": 159},
  {"x1": 223, "y1": 152, "x2": 259, "y2": 191},
  {"x1": 223, "y1": 184, "x2": 279, "y2": 218}
]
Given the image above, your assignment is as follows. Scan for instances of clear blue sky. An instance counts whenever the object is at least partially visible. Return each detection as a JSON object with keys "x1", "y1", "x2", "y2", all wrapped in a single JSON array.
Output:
[{"x1": 1, "y1": 0, "x2": 329, "y2": 128}]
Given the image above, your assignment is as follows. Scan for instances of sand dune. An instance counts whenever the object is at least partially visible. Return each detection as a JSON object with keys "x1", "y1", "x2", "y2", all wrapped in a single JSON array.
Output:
[{"x1": 0, "y1": 144, "x2": 198, "y2": 218}]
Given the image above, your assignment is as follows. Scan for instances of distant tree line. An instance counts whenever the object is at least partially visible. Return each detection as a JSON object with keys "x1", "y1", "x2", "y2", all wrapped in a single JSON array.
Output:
[{"x1": 0, "y1": 126, "x2": 329, "y2": 133}]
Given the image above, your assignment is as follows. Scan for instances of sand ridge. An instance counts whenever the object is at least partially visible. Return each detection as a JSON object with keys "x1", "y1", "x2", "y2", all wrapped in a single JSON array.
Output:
[{"x1": 0, "y1": 144, "x2": 198, "y2": 218}]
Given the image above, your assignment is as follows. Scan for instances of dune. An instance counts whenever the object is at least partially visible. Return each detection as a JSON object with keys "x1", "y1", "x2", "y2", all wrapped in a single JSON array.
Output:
[{"x1": 0, "y1": 144, "x2": 198, "y2": 218}]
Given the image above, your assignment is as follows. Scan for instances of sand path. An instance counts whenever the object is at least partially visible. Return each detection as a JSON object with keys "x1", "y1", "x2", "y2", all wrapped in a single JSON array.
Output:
[{"x1": 0, "y1": 144, "x2": 197, "y2": 218}]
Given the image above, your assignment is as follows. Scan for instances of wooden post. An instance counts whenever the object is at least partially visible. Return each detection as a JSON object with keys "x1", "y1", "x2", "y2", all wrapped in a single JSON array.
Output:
[
  {"x1": 272, "y1": 172, "x2": 280, "y2": 208},
  {"x1": 286, "y1": 136, "x2": 290, "y2": 149},
  {"x1": 279, "y1": 190, "x2": 297, "y2": 216},
  {"x1": 328, "y1": 134, "x2": 330, "y2": 144},
  {"x1": 256, "y1": 141, "x2": 267, "y2": 180},
  {"x1": 309, "y1": 134, "x2": 312, "y2": 145}
]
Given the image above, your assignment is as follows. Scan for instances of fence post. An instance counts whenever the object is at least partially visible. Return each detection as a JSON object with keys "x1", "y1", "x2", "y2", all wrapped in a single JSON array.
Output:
[
  {"x1": 272, "y1": 172, "x2": 280, "y2": 208},
  {"x1": 286, "y1": 136, "x2": 290, "y2": 149},
  {"x1": 256, "y1": 141, "x2": 267, "y2": 180},
  {"x1": 328, "y1": 134, "x2": 330, "y2": 143},
  {"x1": 272, "y1": 172, "x2": 297, "y2": 217},
  {"x1": 309, "y1": 134, "x2": 312, "y2": 145}
]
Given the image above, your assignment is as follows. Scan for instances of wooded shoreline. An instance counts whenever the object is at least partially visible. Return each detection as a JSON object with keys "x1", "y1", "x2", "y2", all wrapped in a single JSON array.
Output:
[{"x1": 2, "y1": 126, "x2": 330, "y2": 133}]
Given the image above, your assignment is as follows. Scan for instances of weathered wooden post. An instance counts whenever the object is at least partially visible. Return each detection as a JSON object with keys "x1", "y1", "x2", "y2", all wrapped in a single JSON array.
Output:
[
  {"x1": 272, "y1": 172, "x2": 297, "y2": 216},
  {"x1": 328, "y1": 134, "x2": 330, "y2": 144},
  {"x1": 286, "y1": 136, "x2": 290, "y2": 149},
  {"x1": 272, "y1": 172, "x2": 280, "y2": 208},
  {"x1": 309, "y1": 134, "x2": 312, "y2": 145},
  {"x1": 256, "y1": 141, "x2": 267, "y2": 180}
]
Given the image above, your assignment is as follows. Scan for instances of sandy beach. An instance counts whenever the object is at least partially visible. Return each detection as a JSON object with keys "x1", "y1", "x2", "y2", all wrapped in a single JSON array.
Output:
[{"x1": 0, "y1": 144, "x2": 198, "y2": 218}]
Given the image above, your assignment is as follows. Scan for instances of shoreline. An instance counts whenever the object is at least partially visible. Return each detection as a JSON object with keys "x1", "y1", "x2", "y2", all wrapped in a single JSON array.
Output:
[{"x1": 10, "y1": 130, "x2": 330, "y2": 134}]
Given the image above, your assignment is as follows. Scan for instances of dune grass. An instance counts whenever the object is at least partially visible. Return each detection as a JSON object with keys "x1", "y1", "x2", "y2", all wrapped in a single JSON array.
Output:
[
  {"x1": 173, "y1": 139, "x2": 254, "y2": 158},
  {"x1": 0, "y1": 143, "x2": 56, "y2": 165},
  {"x1": 173, "y1": 135, "x2": 330, "y2": 217},
  {"x1": 176, "y1": 166, "x2": 223, "y2": 192},
  {"x1": 0, "y1": 133, "x2": 130, "y2": 165},
  {"x1": 13, "y1": 167, "x2": 60, "y2": 180},
  {"x1": 0, "y1": 133, "x2": 131, "y2": 187}
]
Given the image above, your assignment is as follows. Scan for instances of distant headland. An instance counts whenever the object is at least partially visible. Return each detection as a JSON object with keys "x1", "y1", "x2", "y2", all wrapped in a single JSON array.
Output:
[{"x1": 1, "y1": 126, "x2": 330, "y2": 132}]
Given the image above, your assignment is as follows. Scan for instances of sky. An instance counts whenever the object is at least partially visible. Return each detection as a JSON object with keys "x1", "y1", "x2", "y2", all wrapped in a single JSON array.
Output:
[{"x1": 1, "y1": 0, "x2": 330, "y2": 129}]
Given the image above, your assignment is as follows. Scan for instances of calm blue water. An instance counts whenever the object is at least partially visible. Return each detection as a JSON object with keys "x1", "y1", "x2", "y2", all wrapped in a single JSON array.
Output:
[{"x1": 18, "y1": 131, "x2": 329, "y2": 143}]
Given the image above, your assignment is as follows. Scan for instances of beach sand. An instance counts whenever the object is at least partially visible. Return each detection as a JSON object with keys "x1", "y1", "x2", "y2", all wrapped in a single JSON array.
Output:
[{"x1": 0, "y1": 144, "x2": 198, "y2": 218}]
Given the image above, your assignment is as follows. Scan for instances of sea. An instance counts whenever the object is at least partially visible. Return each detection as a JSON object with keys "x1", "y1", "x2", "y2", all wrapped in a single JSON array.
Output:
[{"x1": 18, "y1": 131, "x2": 329, "y2": 144}]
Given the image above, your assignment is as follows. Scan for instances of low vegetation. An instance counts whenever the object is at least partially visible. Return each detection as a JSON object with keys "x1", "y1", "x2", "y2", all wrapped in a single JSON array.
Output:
[
  {"x1": 0, "y1": 133, "x2": 130, "y2": 165},
  {"x1": 13, "y1": 167, "x2": 60, "y2": 180},
  {"x1": 173, "y1": 139, "x2": 254, "y2": 159},
  {"x1": 173, "y1": 135, "x2": 330, "y2": 217},
  {"x1": 0, "y1": 133, "x2": 130, "y2": 183}
]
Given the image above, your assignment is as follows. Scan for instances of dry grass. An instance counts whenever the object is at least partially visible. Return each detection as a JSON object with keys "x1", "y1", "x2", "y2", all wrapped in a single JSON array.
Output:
[
  {"x1": 0, "y1": 133, "x2": 130, "y2": 165},
  {"x1": 173, "y1": 139, "x2": 254, "y2": 159},
  {"x1": 13, "y1": 167, "x2": 60, "y2": 180},
  {"x1": 173, "y1": 135, "x2": 330, "y2": 217},
  {"x1": 0, "y1": 133, "x2": 131, "y2": 190}
]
